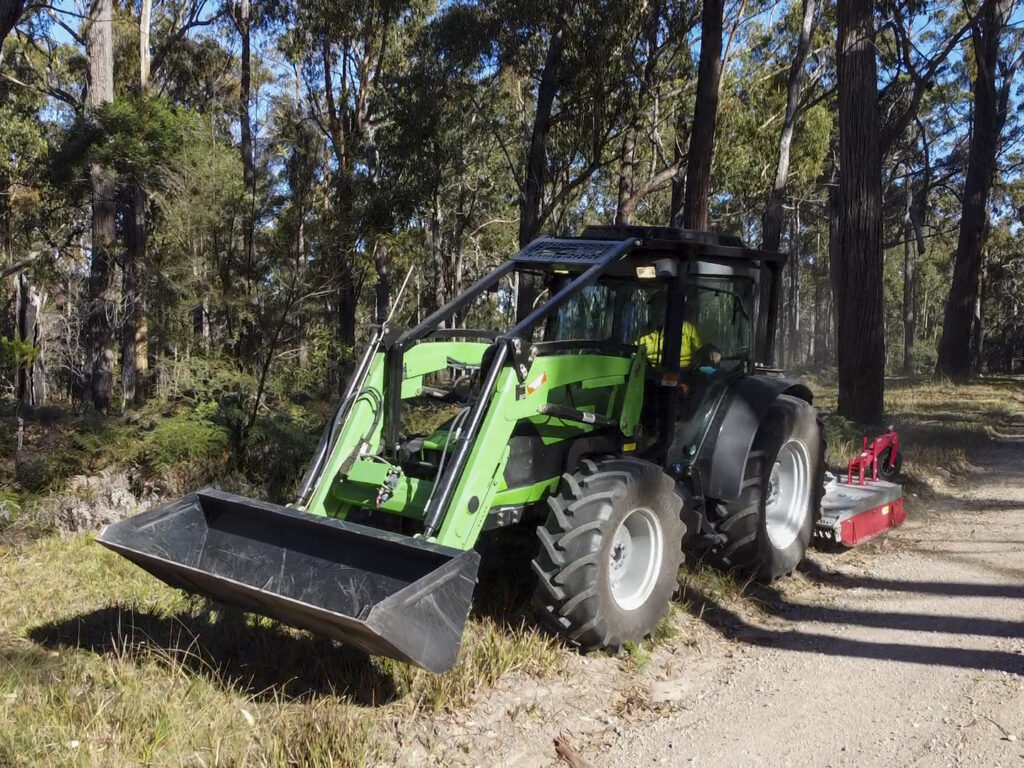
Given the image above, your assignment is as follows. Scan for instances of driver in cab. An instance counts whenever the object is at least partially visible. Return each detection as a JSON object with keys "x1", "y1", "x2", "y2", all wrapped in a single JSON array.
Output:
[{"x1": 637, "y1": 292, "x2": 721, "y2": 369}]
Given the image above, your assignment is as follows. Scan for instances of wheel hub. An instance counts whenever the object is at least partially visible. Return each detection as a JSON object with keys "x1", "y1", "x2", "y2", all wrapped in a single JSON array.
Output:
[
  {"x1": 608, "y1": 506, "x2": 663, "y2": 611},
  {"x1": 764, "y1": 439, "x2": 812, "y2": 550}
]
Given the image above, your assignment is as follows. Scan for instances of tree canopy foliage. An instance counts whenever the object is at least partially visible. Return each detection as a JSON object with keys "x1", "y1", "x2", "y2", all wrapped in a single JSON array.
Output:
[{"x1": 0, "y1": 0, "x2": 1022, "y2": 427}]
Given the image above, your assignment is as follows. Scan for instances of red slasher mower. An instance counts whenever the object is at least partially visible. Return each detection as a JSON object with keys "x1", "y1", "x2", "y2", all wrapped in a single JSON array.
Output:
[{"x1": 816, "y1": 428, "x2": 906, "y2": 547}]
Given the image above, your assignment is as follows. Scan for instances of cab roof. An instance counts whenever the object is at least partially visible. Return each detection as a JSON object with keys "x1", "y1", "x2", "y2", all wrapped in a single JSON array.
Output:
[{"x1": 512, "y1": 226, "x2": 787, "y2": 272}]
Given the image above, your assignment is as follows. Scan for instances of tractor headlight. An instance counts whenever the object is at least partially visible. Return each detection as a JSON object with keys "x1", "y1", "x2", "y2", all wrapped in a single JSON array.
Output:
[{"x1": 636, "y1": 265, "x2": 657, "y2": 279}]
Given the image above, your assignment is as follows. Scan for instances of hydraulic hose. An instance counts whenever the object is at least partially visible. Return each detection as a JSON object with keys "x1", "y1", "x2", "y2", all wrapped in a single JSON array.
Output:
[
  {"x1": 421, "y1": 341, "x2": 510, "y2": 539},
  {"x1": 294, "y1": 325, "x2": 383, "y2": 507}
]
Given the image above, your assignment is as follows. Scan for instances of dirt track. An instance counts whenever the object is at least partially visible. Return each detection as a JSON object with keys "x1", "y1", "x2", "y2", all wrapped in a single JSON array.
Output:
[{"x1": 397, "y1": 414, "x2": 1024, "y2": 767}]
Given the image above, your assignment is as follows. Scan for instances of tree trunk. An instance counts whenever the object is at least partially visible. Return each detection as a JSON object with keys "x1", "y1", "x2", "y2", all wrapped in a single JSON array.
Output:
[
  {"x1": 971, "y1": 257, "x2": 986, "y2": 369},
  {"x1": 669, "y1": 99, "x2": 688, "y2": 228},
  {"x1": 296, "y1": 196, "x2": 308, "y2": 369},
  {"x1": 86, "y1": 0, "x2": 116, "y2": 413},
  {"x1": 777, "y1": 266, "x2": 787, "y2": 368},
  {"x1": 826, "y1": 172, "x2": 840, "y2": 368},
  {"x1": 788, "y1": 206, "x2": 801, "y2": 367},
  {"x1": 321, "y1": 39, "x2": 359, "y2": 350},
  {"x1": 519, "y1": 24, "x2": 564, "y2": 249},
  {"x1": 835, "y1": 0, "x2": 884, "y2": 424},
  {"x1": 936, "y1": 0, "x2": 1017, "y2": 381},
  {"x1": 374, "y1": 241, "x2": 390, "y2": 324},
  {"x1": 122, "y1": 3, "x2": 152, "y2": 407},
  {"x1": 903, "y1": 125, "x2": 929, "y2": 377},
  {"x1": 902, "y1": 214, "x2": 915, "y2": 375},
  {"x1": 139, "y1": 0, "x2": 151, "y2": 90},
  {"x1": 681, "y1": 0, "x2": 724, "y2": 230},
  {"x1": 15, "y1": 273, "x2": 45, "y2": 406},
  {"x1": 121, "y1": 244, "x2": 137, "y2": 406},
  {"x1": 121, "y1": 184, "x2": 149, "y2": 405},
  {"x1": 615, "y1": 124, "x2": 638, "y2": 225},
  {"x1": 429, "y1": 189, "x2": 443, "y2": 318},
  {"x1": 236, "y1": 0, "x2": 255, "y2": 273},
  {"x1": 617, "y1": 4, "x2": 663, "y2": 227},
  {"x1": 517, "y1": 22, "x2": 565, "y2": 320},
  {"x1": 337, "y1": 261, "x2": 357, "y2": 348},
  {"x1": 0, "y1": 0, "x2": 26, "y2": 68},
  {"x1": 812, "y1": 267, "x2": 822, "y2": 365},
  {"x1": 762, "y1": 0, "x2": 817, "y2": 252}
]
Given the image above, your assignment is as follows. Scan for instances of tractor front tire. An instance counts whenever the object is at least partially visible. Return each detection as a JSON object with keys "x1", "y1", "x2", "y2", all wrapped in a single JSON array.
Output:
[
  {"x1": 714, "y1": 394, "x2": 824, "y2": 581},
  {"x1": 532, "y1": 458, "x2": 686, "y2": 651}
]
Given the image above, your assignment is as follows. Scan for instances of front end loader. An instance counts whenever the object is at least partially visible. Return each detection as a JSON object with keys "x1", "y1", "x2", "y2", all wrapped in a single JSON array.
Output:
[{"x1": 99, "y1": 226, "x2": 902, "y2": 672}]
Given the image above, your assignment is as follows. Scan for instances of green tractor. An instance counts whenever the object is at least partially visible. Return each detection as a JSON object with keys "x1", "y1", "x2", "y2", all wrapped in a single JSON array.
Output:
[{"x1": 99, "y1": 226, "x2": 826, "y2": 673}]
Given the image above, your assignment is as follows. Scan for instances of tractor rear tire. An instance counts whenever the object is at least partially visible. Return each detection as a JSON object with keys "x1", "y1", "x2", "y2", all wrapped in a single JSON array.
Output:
[
  {"x1": 532, "y1": 458, "x2": 686, "y2": 651},
  {"x1": 713, "y1": 395, "x2": 824, "y2": 581}
]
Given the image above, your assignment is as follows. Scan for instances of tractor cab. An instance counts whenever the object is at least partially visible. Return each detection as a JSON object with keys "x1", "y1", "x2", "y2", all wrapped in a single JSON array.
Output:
[{"x1": 526, "y1": 226, "x2": 784, "y2": 466}]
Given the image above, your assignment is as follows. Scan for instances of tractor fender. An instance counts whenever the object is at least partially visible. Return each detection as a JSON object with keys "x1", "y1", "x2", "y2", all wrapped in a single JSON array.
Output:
[{"x1": 695, "y1": 375, "x2": 813, "y2": 503}]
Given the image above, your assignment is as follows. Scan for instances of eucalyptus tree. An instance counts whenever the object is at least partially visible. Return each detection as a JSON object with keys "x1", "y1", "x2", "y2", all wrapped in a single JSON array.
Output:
[
  {"x1": 85, "y1": 0, "x2": 116, "y2": 412},
  {"x1": 282, "y1": 0, "x2": 429, "y2": 350},
  {"x1": 761, "y1": 0, "x2": 819, "y2": 253},
  {"x1": 937, "y1": 0, "x2": 1022, "y2": 381},
  {"x1": 835, "y1": 0, "x2": 884, "y2": 423},
  {"x1": 379, "y1": 7, "x2": 517, "y2": 317},
  {"x1": 873, "y1": 1, "x2": 975, "y2": 376},
  {"x1": 614, "y1": 0, "x2": 698, "y2": 226},
  {"x1": 447, "y1": 0, "x2": 643, "y2": 315}
]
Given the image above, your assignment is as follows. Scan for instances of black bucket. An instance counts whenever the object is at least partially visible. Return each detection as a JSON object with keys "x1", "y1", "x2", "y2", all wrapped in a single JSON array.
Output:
[{"x1": 97, "y1": 489, "x2": 479, "y2": 673}]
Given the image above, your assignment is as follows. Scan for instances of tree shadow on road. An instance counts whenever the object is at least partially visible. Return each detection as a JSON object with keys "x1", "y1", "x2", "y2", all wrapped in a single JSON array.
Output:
[
  {"x1": 680, "y1": 585, "x2": 1024, "y2": 676},
  {"x1": 797, "y1": 558, "x2": 1024, "y2": 599},
  {"x1": 754, "y1": 585, "x2": 1024, "y2": 640},
  {"x1": 679, "y1": 562, "x2": 1024, "y2": 677}
]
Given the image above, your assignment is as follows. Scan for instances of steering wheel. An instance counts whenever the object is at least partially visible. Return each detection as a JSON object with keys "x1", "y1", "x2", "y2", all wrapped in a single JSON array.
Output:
[{"x1": 693, "y1": 344, "x2": 723, "y2": 369}]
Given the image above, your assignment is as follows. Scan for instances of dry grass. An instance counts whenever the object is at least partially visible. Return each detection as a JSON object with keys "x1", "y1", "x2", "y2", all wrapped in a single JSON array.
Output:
[
  {"x1": 805, "y1": 376, "x2": 1024, "y2": 483},
  {"x1": 678, "y1": 560, "x2": 754, "y2": 605},
  {"x1": 0, "y1": 535, "x2": 563, "y2": 767}
]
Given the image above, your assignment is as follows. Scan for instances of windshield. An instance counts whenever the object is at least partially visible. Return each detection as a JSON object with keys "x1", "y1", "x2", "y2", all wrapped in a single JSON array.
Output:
[
  {"x1": 531, "y1": 271, "x2": 755, "y2": 371},
  {"x1": 539, "y1": 279, "x2": 665, "y2": 345},
  {"x1": 692, "y1": 275, "x2": 754, "y2": 369}
]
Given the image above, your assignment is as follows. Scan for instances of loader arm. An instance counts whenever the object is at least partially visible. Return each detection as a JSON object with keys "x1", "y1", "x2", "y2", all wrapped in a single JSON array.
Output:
[
  {"x1": 299, "y1": 345, "x2": 640, "y2": 551},
  {"x1": 97, "y1": 234, "x2": 651, "y2": 673}
]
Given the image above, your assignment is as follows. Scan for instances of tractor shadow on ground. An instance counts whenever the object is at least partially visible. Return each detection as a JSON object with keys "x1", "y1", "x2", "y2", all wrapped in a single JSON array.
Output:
[
  {"x1": 27, "y1": 605, "x2": 399, "y2": 706},
  {"x1": 25, "y1": 526, "x2": 554, "y2": 706},
  {"x1": 470, "y1": 526, "x2": 557, "y2": 634},
  {"x1": 678, "y1": 563, "x2": 1024, "y2": 677}
]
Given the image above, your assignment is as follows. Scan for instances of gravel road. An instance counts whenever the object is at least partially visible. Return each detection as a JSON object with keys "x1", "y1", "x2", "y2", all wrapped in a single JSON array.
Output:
[
  {"x1": 599, "y1": 428, "x2": 1024, "y2": 768},
  {"x1": 398, "y1": 416, "x2": 1024, "y2": 768}
]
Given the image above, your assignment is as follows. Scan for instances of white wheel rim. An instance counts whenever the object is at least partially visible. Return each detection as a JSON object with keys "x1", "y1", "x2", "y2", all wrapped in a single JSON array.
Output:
[
  {"x1": 608, "y1": 506, "x2": 663, "y2": 611},
  {"x1": 764, "y1": 439, "x2": 811, "y2": 550}
]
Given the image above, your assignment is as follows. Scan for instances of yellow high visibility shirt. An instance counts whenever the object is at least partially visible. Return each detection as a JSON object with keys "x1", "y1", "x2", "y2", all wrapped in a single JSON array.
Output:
[{"x1": 637, "y1": 322, "x2": 702, "y2": 367}]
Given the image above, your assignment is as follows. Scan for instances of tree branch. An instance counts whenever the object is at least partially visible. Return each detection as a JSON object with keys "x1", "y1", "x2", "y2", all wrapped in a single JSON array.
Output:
[{"x1": 1, "y1": 252, "x2": 41, "y2": 280}]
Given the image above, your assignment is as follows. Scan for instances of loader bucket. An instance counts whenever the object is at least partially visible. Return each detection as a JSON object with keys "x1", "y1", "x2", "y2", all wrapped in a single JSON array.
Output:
[{"x1": 97, "y1": 489, "x2": 479, "y2": 673}]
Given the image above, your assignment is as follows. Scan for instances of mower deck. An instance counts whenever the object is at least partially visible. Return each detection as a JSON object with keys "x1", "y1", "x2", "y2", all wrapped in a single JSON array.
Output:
[{"x1": 815, "y1": 474, "x2": 905, "y2": 547}]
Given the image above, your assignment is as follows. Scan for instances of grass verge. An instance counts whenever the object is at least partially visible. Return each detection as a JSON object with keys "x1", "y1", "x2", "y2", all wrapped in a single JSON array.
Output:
[
  {"x1": 0, "y1": 535, "x2": 563, "y2": 767},
  {"x1": 807, "y1": 376, "x2": 1024, "y2": 484}
]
